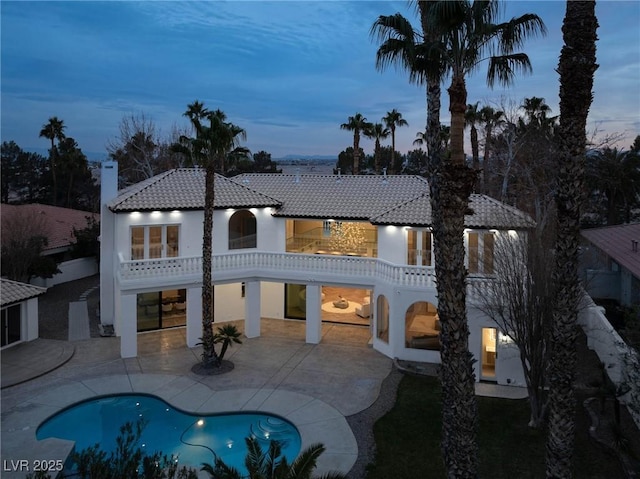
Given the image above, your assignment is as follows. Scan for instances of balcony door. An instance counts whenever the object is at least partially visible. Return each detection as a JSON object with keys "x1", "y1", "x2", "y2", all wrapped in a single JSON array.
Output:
[
  {"x1": 131, "y1": 225, "x2": 179, "y2": 260},
  {"x1": 407, "y1": 230, "x2": 432, "y2": 266}
]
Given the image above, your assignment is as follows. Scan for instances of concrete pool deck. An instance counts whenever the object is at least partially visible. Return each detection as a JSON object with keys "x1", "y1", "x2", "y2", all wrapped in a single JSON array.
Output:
[{"x1": 1, "y1": 320, "x2": 391, "y2": 478}]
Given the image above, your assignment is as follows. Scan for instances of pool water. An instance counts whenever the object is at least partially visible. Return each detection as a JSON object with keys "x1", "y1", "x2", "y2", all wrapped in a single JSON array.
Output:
[{"x1": 36, "y1": 394, "x2": 301, "y2": 473}]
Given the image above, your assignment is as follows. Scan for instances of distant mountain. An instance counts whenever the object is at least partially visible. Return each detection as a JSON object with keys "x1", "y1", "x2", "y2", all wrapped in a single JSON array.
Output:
[{"x1": 275, "y1": 155, "x2": 336, "y2": 162}]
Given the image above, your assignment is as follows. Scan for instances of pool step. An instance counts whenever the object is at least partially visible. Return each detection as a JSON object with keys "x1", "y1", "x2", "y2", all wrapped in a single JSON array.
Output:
[{"x1": 249, "y1": 418, "x2": 294, "y2": 444}]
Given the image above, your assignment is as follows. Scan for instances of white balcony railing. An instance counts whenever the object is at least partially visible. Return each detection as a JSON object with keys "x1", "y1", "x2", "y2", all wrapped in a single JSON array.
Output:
[{"x1": 117, "y1": 251, "x2": 494, "y2": 296}]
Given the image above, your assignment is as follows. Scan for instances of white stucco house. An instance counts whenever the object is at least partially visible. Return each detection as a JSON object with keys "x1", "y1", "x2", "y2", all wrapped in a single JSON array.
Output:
[
  {"x1": 1, "y1": 278, "x2": 46, "y2": 349},
  {"x1": 100, "y1": 161, "x2": 535, "y2": 386}
]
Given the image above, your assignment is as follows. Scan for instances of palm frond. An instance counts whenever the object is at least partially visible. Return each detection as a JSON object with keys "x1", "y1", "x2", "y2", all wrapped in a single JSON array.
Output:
[
  {"x1": 287, "y1": 443, "x2": 324, "y2": 479},
  {"x1": 201, "y1": 458, "x2": 243, "y2": 479},
  {"x1": 244, "y1": 436, "x2": 266, "y2": 476},
  {"x1": 486, "y1": 53, "x2": 533, "y2": 87}
]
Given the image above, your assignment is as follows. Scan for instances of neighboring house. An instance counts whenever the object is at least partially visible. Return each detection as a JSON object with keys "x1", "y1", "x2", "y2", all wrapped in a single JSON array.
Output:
[
  {"x1": 100, "y1": 161, "x2": 535, "y2": 386},
  {"x1": 0, "y1": 203, "x2": 99, "y2": 287},
  {"x1": 581, "y1": 223, "x2": 640, "y2": 306},
  {"x1": 1, "y1": 278, "x2": 46, "y2": 349}
]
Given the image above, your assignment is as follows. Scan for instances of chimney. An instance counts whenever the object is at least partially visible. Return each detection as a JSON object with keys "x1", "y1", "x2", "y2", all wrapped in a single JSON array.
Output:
[
  {"x1": 294, "y1": 167, "x2": 300, "y2": 184},
  {"x1": 336, "y1": 168, "x2": 342, "y2": 183},
  {"x1": 632, "y1": 240, "x2": 638, "y2": 252}
]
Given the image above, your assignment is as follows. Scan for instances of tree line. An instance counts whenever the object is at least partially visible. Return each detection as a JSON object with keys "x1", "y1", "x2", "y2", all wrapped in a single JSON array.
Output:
[
  {"x1": 336, "y1": 101, "x2": 640, "y2": 228},
  {"x1": 1, "y1": 117, "x2": 98, "y2": 211}
]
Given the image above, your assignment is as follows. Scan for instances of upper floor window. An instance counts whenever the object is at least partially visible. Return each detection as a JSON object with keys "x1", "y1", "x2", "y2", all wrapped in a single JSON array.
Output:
[
  {"x1": 229, "y1": 210, "x2": 257, "y2": 249},
  {"x1": 407, "y1": 229, "x2": 432, "y2": 266},
  {"x1": 467, "y1": 231, "x2": 494, "y2": 274},
  {"x1": 131, "y1": 224, "x2": 179, "y2": 260}
]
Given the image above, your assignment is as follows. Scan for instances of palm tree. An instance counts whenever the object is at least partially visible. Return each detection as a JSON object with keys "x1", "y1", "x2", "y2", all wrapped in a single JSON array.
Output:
[
  {"x1": 375, "y1": 3, "x2": 546, "y2": 477},
  {"x1": 213, "y1": 324, "x2": 243, "y2": 361},
  {"x1": 39, "y1": 116, "x2": 66, "y2": 205},
  {"x1": 520, "y1": 96, "x2": 554, "y2": 128},
  {"x1": 340, "y1": 113, "x2": 372, "y2": 175},
  {"x1": 586, "y1": 147, "x2": 640, "y2": 225},
  {"x1": 478, "y1": 106, "x2": 505, "y2": 193},
  {"x1": 546, "y1": 2, "x2": 598, "y2": 477},
  {"x1": 364, "y1": 123, "x2": 390, "y2": 173},
  {"x1": 382, "y1": 109, "x2": 408, "y2": 173},
  {"x1": 465, "y1": 102, "x2": 481, "y2": 175},
  {"x1": 414, "y1": 125, "x2": 451, "y2": 152},
  {"x1": 201, "y1": 437, "x2": 346, "y2": 479},
  {"x1": 173, "y1": 102, "x2": 247, "y2": 368}
]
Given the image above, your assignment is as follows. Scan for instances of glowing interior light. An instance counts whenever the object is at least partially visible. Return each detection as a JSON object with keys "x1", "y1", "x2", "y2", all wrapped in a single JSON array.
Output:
[{"x1": 197, "y1": 419, "x2": 204, "y2": 427}]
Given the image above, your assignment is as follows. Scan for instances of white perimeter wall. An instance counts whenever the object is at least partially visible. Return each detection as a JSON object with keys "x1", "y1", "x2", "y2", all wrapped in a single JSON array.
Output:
[{"x1": 31, "y1": 257, "x2": 99, "y2": 288}]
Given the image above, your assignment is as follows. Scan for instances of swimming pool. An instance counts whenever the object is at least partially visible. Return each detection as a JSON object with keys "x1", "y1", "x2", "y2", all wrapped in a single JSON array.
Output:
[{"x1": 36, "y1": 393, "x2": 301, "y2": 473}]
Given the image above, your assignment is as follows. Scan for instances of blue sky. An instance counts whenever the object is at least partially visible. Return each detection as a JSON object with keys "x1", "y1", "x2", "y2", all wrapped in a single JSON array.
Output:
[{"x1": 2, "y1": 1, "x2": 639, "y2": 161}]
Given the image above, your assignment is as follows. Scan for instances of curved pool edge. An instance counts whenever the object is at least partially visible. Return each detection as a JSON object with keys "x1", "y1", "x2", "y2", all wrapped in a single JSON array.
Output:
[{"x1": 2, "y1": 373, "x2": 357, "y2": 478}]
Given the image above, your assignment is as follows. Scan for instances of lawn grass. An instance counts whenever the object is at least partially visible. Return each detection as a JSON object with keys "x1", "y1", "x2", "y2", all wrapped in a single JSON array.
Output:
[{"x1": 365, "y1": 374, "x2": 624, "y2": 479}]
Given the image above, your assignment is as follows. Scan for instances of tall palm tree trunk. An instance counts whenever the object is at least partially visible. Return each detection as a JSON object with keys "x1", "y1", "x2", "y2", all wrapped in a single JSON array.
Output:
[
  {"x1": 426, "y1": 80, "x2": 442, "y2": 175},
  {"x1": 470, "y1": 126, "x2": 479, "y2": 173},
  {"x1": 353, "y1": 133, "x2": 360, "y2": 175},
  {"x1": 201, "y1": 164, "x2": 218, "y2": 366},
  {"x1": 419, "y1": 5, "x2": 478, "y2": 476},
  {"x1": 50, "y1": 141, "x2": 58, "y2": 206},
  {"x1": 482, "y1": 124, "x2": 492, "y2": 194},
  {"x1": 546, "y1": 2, "x2": 598, "y2": 478},
  {"x1": 448, "y1": 75, "x2": 468, "y2": 166},
  {"x1": 430, "y1": 162, "x2": 478, "y2": 478},
  {"x1": 390, "y1": 126, "x2": 396, "y2": 173}
]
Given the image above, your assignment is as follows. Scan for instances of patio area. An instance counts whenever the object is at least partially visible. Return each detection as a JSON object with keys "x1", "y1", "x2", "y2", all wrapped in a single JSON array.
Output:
[{"x1": 1, "y1": 319, "x2": 391, "y2": 478}]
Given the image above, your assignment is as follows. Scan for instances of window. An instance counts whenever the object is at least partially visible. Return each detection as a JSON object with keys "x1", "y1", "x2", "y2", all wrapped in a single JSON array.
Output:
[
  {"x1": 130, "y1": 225, "x2": 180, "y2": 260},
  {"x1": 405, "y1": 301, "x2": 440, "y2": 350},
  {"x1": 229, "y1": 210, "x2": 257, "y2": 249},
  {"x1": 407, "y1": 229, "x2": 432, "y2": 266},
  {"x1": 467, "y1": 231, "x2": 495, "y2": 274}
]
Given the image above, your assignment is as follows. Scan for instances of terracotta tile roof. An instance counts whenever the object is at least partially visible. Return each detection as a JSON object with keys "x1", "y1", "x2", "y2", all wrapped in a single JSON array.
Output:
[
  {"x1": 0, "y1": 203, "x2": 98, "y2": 252},
  {"x1": 581, "y1": 223, "x2": 640, "y2": 279},
  {"x1": 1, "y1": 278, "x2": 46, "y2": 307},
  {"x1": 107, "y1": 169, "x2": 535, "y2": 229},
  {"x1": 371, "y1": 193, "x2": 535, "y2": 229},
  {"x1": 108, "y1": 169, "x2": 281, "y2": 212}
]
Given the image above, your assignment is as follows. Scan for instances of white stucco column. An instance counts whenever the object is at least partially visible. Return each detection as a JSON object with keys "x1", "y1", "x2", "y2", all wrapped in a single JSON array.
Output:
[
  {"x1": 244, "y1": 281, "x2": 261, "y2": 338},
  {"x1": 25, "y1": 298, "x2": 39, "y2": 341},
  {"x1": 100, "y1": 161, "x2": 118, "y2": 327},
  {"x1": 120, "y1": 294, "x2": 137, "y2": 358},
  {"x1": 186, "y1": 287, "x2": 202, "y2": 348},
  {"x1": 305, "y1": 284, "x2": 322, "y2": 344}
]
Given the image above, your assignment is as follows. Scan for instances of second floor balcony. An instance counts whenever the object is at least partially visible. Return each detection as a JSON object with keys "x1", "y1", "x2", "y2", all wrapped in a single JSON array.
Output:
[{"x1": 116, "y1": 251, "x2": 496, "y2": 303}]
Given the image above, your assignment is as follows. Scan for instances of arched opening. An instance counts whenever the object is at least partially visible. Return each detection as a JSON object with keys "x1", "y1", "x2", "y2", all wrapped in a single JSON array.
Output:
[
  {"x1": 405, "y1": 301, "x2": 440, "y2": 350},
  {"x1": 229, "y1": 210, "x2": 257, "y2": 249},
  {"x1": 376, "y1": 295, "x2": 389, "y2": 343}
]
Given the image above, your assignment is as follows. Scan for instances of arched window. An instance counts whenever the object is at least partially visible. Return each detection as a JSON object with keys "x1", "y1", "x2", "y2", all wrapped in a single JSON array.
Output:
[
  {"x1": 376, "y1": 295, "x2": 389, "y2": 343},
  {"x1": 405, "y1": 301, "x2": 440, "y2": 350},
  {"x1": 229, "y1": 210, "x2": 257, "y2": 249}
]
